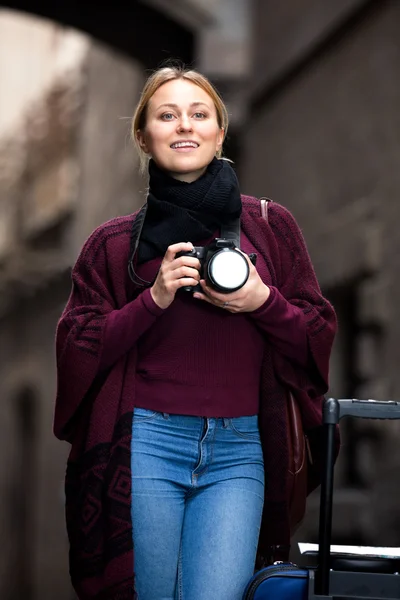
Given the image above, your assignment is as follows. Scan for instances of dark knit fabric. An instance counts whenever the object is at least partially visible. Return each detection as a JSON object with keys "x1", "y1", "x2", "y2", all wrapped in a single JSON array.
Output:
[
  {"x1": 54, "y1": 197, "x2": 337, "y2": 599},
  {"x1": 119, "y1": 229, "x2": 308, "y2": 417},
  {"x1": 138, "y1": 157, "x2": 242, "y2": 263}
]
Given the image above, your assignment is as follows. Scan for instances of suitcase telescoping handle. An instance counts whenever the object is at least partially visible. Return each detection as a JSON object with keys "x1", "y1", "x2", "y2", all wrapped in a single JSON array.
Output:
[
  {"x1": 316, "y1": 398, "x2": 400, "y2": 597},
  {"x1": 324, "y1": 398, "x2": 400, "y2": 424}
]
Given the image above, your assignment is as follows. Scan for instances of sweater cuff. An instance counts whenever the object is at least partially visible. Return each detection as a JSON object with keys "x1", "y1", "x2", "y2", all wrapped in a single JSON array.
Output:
[
  {"x1": 141, "y1": 287, "x2": 166, "y2": 317},
  {"x1": 250, "y1": 286, "x2": 293, "y2": 322},
  {"x1": 251, "y1": 285, "x2": 277, "y2": 316}
]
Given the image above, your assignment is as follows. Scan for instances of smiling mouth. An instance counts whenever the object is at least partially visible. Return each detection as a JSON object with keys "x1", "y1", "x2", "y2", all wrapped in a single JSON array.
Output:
[{"x1": 170, "y1": 141, "x2": 199, "y2": 149}]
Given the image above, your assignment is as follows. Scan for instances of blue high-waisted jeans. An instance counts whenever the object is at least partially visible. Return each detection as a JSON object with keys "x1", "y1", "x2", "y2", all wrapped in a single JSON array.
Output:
[{"x1": 131, "y1": 408, "x2": 265, "y2": 600}]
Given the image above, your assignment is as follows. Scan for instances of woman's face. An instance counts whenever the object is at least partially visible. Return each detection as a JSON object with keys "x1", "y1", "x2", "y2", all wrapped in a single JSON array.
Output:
[{"x1": 137, "y1": 79, "x2": 224, "y2": 183}]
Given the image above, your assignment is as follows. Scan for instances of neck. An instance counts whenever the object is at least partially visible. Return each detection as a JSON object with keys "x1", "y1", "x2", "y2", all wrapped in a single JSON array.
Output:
[{"x1": 167, "y1": 166, "x2": 207, "y2": 183}]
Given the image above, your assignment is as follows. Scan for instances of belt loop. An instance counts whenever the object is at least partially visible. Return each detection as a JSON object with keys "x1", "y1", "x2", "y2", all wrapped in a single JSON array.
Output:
[
  {"x1": 222, "y1": 417, "x2": 229, "y2": 428},
  {"x1": 163, "y1": 412, "x2": 169, "y2": 420}
]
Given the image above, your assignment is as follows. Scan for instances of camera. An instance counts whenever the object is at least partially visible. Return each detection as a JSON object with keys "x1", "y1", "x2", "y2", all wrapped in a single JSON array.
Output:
[{"x1": 176, "y1": 238, "x2": 255, "y2": 294}]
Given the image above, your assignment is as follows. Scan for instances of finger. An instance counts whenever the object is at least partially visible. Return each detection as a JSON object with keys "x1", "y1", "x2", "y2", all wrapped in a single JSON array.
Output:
[
  {"x1": 237, "y1": 249, "x2": 257, "y2": 273},
  {"x1": 233, "y1": 249, "x2": 257, "y2": 274},
  {"x1": 199, "y1": 280, "x2": 238, "y2": 303},
  {"x1": 199, "y1": 279, "x2": 227, "y2": 301},
  {"x1": 194, "y1": 292, "x2": 236, "y2": 312},
  {"x1": 174, "y1": 277, "x2": 200, "y2": 290},
  {"x1": 192, "y1": 292, "x2": 212, "y2": 303},
  {"x1": 164, "y1": 242, "x2": 194, "y2": 262},
  {"x1": 171, "y1": 255, "x2": 201, "y2": 270},
  {"x1": 171, "y1": 266, "x2": 201, "y2": 281}
]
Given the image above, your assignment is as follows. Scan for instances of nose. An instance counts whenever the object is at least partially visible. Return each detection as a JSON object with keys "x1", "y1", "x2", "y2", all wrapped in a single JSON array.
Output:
[{"x1": 177, "y1": 114, "x2": 193, "y2": 132}]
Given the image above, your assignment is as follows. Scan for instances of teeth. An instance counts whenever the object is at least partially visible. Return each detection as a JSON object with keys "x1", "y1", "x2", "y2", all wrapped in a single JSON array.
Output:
[{"x1": 171, "y1": 142, "x2": 198, "y2": 149}]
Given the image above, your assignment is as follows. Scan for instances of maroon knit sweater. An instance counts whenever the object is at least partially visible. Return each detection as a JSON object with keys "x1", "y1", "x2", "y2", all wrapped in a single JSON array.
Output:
[
  {"x1": 54, "y1": 196, "x2": 337, "y2": 600},
  {"x1": 100, "y1": 229, "x2": 309, "y2": 418}
]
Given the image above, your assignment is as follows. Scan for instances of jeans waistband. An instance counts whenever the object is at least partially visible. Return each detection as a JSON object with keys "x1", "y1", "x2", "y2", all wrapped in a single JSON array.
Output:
[{"x1": 133, "y1": 407, "x2": 258, "y2": 430}]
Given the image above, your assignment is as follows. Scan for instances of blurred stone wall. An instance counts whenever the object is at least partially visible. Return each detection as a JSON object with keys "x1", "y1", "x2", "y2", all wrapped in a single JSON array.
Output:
[
  {"x1": 0, "y1": 7, "x2": 192, "y2": 598},
  {"x1": 240, "y1": 0, "x2": 400, "y2": 555}
]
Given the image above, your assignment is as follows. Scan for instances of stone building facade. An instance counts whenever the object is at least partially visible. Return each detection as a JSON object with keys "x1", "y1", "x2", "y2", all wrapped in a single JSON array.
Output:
[
  {"x1": 0, "y1": 5, "x2": 200, "y2": 598},
  {"x1": 0, "y1": 27, "x2": 147, "y2": 600},
  {"x1": 239, "y1": 0, "x2": 400, "y2": 556}
]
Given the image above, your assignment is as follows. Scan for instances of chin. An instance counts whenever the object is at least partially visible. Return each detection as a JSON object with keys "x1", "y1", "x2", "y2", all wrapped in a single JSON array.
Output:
[{"x1": 174, "y1": 157, "x2": 205, "y2": 169}]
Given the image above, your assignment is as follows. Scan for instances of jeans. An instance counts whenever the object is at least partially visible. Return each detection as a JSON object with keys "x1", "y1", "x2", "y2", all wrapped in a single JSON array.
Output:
[{"x1": 131, "y1": 408, "x2": 265, "y2": 600}]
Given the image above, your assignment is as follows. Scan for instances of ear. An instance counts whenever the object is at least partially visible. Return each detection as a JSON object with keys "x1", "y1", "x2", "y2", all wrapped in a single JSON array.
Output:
[
  {"x1": 216, "y1": 128, "x2": 224, "y2": 152},
  {"x1": 136, "y1": 130, "x2": 149, "y2": 154}
]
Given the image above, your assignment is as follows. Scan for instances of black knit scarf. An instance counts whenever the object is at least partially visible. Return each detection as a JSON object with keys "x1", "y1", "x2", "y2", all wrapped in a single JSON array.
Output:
[{"x1": 137, "y1": 157, "x2": 242, "y2": 264}]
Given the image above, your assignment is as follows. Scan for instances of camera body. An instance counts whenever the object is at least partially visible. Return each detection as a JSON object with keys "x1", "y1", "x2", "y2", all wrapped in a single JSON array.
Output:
[{"x1": 176, "y1": 238, "x2": 254, "y2": 294}]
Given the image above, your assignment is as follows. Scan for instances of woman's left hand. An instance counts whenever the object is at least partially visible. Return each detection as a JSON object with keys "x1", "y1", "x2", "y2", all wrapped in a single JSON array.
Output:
[{"x1": 193, "y1": 253, "x2": 270, "y2": 313}]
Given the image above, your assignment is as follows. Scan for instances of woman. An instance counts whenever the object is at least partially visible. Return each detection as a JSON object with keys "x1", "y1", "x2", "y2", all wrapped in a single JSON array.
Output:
[{"x1": 54, "y1": 65, "x2": 337, "y2": 600}]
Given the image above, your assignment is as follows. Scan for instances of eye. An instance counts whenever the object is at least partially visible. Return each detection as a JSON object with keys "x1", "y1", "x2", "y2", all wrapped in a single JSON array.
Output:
[
  {"x1": 193, "y1": 112, "x2": 207, "y2": 119},
  {"x1": 160, "y1": 112, "x2": 175, "y2": 121}
]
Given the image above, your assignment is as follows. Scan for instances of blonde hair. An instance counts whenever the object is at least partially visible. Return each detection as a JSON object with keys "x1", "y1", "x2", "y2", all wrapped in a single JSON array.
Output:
[{"x1": 132, "y1": 64, "x2": 229, "y2": 172}]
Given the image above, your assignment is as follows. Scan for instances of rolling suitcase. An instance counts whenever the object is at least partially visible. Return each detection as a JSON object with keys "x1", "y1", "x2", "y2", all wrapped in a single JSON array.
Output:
[
  {"x1": 309, "y1": 397, "x2": 400, "y2": 600},
  {"x1": 242, "y1": 562, "x2": 308, "y2": 599},
  {"x1": 242, "y1": 398, "x2": 400, "y2": 600}
]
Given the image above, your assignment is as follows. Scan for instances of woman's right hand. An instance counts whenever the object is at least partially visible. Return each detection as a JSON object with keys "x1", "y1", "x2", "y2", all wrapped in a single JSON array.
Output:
[{"x1": 150, "y1": 242, "x2": 201, "y2": 309}]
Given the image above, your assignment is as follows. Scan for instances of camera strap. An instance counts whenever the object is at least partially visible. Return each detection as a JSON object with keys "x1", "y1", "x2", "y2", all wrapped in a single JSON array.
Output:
[
  {"x1": 221, "y1": 217, "x2": 257, "y2": 266},
  {"x1": 220, "y1": 217, "x2": 241, "y2": 249}
]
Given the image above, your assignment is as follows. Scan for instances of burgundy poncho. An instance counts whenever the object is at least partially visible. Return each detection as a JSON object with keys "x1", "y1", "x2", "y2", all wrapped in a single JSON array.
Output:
[{"x1": 54, "y1": 196, "x2": 337, "y2": 600}]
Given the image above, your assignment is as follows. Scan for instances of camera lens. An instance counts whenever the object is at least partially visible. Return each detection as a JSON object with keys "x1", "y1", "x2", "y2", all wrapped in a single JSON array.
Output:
[{"x1": 208, "y1": 249, "x2": 249, "y2": 292}]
